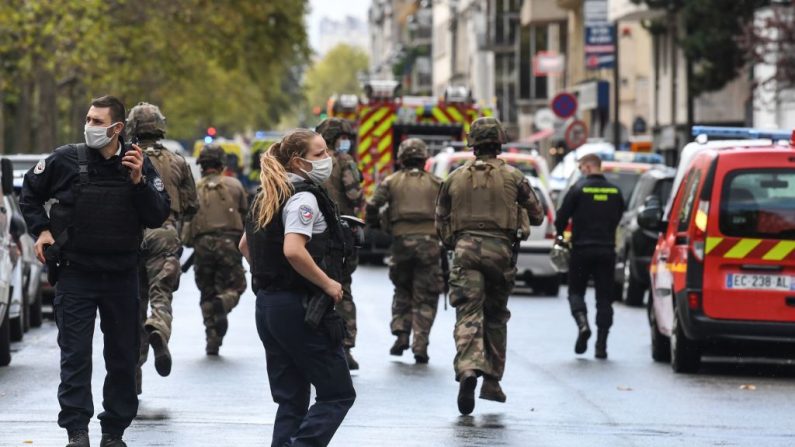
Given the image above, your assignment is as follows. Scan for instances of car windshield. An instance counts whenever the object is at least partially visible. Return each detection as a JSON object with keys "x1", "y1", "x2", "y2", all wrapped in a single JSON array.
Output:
[
  {"x1": 603, "y1": 171, "x2": 642, "y2": 205},
  {"x1": 719, "y1": 169, "x2": 795, "y2": 239},
  {"x1": 448, "y1": 158, "x2": 539, "y2": 177}
]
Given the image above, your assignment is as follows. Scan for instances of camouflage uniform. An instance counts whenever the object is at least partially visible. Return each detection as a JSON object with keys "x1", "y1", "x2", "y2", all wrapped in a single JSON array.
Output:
[
  {"x1": 366, "y1": 138, "x2": 442, "y2": 362},
  {"x1": 189, "y1": 145, "x2": 248, "y2": 354},
  {"x1": 317, "y1": 119, "x2": 363, "y2": 365},
  {"x1": 436, "y1": 118, "x2": 544, "y2": 413},
  {"x1": 126, "y1": 103, "x2": 199, "y2": 387}
]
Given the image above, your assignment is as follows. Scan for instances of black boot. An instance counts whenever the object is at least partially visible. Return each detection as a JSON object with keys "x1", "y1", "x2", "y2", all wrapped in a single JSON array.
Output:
[
  {"x1": 457, "y1": 370, "x2": 477, "y2": 415},
  {"x1": 213, "y1": 299, "x2": 228, "y2": 337},
  {"x1": 100, "y1": 433, "x2": 127, "y2": 447},
  {"x1": 389, "y1": 333, "x2": 410, "y2": 356},
  {"x1": 573, "y1": 312, "x2": 591, "y2": 355},
  {"x1": 149, "y1": 330, "x2": 172, "y2": 377},
  {"x1": 66, "y1": 429, "x2": 89, "y2": 447},
  {"x1": 595, "y1": 329, "x2": 609, "y2": 359}
]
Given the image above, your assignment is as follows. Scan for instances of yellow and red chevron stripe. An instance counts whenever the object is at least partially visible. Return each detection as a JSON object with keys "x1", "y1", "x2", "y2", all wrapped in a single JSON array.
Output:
[
  {"x1": 356, "y1": 104, "x2": 396, "y2": 197},
  {"x1": 705, "y1": 237, "x2": 795, "y2": 261}
]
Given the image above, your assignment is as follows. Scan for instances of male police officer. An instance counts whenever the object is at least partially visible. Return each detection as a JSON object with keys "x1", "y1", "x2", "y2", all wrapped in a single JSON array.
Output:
[
  {"x1": 436, "y1": 117, "x2": 544, "y2": 415},
  {"x1": 366, "y1": 138, "x2": 442, "y2": 364},
  {"x1": 555, "y1": 153, "x2": 624, "y2": 359},
  {"x1": 126, "y1": 102, "x2": 198, "y2": 393},
  {"x1": 20, "y1": 95, "x2": 170, "y2": 447},
  {"x1": 188, "y1": 144, "x2": 248, "y2": 355},
  {"x1": 316, "y1": 118, "x2": 363, "y2": 370}
]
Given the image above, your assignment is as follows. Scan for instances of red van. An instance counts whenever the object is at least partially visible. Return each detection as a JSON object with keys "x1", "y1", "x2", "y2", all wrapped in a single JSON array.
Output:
[{"x1": 640, "y1": 128, "x2": 795, "y2": 373}]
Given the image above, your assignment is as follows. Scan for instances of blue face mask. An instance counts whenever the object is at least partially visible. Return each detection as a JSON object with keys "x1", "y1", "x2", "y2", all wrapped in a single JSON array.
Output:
[{"x1": 337, "y1": 139, "x2": 352, "y2": 153}]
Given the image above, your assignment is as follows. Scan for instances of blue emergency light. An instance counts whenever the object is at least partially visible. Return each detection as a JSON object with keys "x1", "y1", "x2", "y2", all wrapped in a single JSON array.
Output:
[{"x1": 691, "y1": 126, "x2": 792, "y2": 141}]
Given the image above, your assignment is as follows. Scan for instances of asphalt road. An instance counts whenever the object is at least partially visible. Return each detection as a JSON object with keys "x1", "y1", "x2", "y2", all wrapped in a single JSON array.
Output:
[{"x1": 1, "y1": 264, "x2": 795, "y2": 447}]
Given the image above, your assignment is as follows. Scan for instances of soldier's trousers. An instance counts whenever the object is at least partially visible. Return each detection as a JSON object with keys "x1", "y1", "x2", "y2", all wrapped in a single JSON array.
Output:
[
  {"x1": 193, "y1": 234, "x2": 247, "y2": 344},
  {"x1": 448, "y1": 234, "x2": 514, "y2": 381},
  {"x1": 338, "y1": 250, "x2": 357, "y2": 348},
  {"x1": 568, "y1": 246, "x2": 615, "y2": 330},
  {"x1": 54, "y1": 267, "x2": 139, "y2": 436},
  {"x1": 256, "y1": 288, "x2": 355, "y2": 447},
  {"x1": 388, "y1": 235, "x2": 442, "y2": 354},
  {"x1": 138, "y1": 227, "x2": 182, "y2": 368}
]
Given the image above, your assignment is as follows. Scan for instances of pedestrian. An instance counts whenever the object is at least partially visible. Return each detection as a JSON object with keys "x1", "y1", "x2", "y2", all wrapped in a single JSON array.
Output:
[
  {"x1": 554, "y1": 153, "x2": 624, "y2": 359},
  {"x1": 126, "y1": 102, "x2": 198, "y2": 393},
  {"x1": 187, "y1": 144, "x2": 248, "y2": 355},
  {"x1": 435, "y1": 117, "x2": 544, "y2": 415},
  {"x1": 19, "y1": 95, "x2": 170, "y2": 447},
  {"x1": 316, "y1": 117, "x2": 363, "y2": 370},
  {"x1": 239, "y1": 129, "x2": 355, "y2": 447},
  {"x1": 365, "y1": 138, "x2": 442, "y2": 364}
]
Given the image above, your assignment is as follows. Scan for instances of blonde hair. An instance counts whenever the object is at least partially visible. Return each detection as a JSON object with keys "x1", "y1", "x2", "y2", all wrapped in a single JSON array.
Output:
[{"x1": 251, "y1": 129, "x2": 319, "y2": 229}]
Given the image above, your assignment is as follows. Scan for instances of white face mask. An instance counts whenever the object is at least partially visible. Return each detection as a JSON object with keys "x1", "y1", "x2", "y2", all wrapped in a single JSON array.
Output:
[
  {"x1": 337, "y1": 139, "x2": 352, "y2": 153},
  {"x1": 84, "y1": 122, "x2": 120, "y2": 149},
  {"x1": 300, "y1": 156, "x2": 333, "y2": 184}
]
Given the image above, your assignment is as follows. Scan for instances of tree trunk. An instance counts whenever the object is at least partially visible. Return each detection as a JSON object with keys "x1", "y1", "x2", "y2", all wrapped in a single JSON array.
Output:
[
  {"x1": 34, "y1": 69, "x2": 57, "y2": 153},
  {"x1": 0, "y1": 91, "x2": 5, "y2": 155},
  {"x1": 69, "y1": 82, "x2": 87, "y2": 145},
  {"x1": 15, "y1": 79, "x2": 34, "y2": 154}
]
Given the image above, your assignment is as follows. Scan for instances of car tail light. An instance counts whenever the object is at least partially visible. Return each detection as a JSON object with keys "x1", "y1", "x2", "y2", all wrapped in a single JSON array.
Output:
[
  {"x1": 545, "y1": 209, "x2": 555, "y2": 239},
  {"x1": 690, "y1": 200, "x2": 710, "y2": 262},
  {"x1": 687, "y1": 291, "x2": 701, "y2": 310}
]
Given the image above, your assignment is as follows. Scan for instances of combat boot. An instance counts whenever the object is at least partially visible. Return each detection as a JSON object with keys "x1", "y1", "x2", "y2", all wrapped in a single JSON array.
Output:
[
  {"x1": 206, "y1": 338, "x2": 220, "y2": 356},
  {"x1": 573, "y1": 312, "x2": 591, "y2": 355},
  {"x1": 457, "y1": 370, "x2": 478, "y2": 415},
  {"x1": 213, "y1": 299, "x2": 229, "y2": 337},
  {"x1": 595, "y1": 329, "x2": 609, "y2": 359},
  {"x1": 389, "y1": 333, "x2": 410, "y2": 356},
  {"x1": 413, "y1": 348, "x2": 429, "y2": 364},
  {"x1": 479, "y1": 377, "x2": 507, "y2": 403},
  {"x1": 99, "y1": 434, "x2": 127, "y2": 447},
  {"x1": 345, "y1": 348, "x2": 359, "y2": 370},
  {"x1": 66, "y1": 429, "x2": 89, "y2": 447},
  {"x1": 148, "y1": 330, "x2": 172, "y2": 377}
]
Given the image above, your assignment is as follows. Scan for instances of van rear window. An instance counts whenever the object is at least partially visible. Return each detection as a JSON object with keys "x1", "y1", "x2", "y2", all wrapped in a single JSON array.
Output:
[{"x1": 719, "y1": 169, "x2": 795, "y2": 239}]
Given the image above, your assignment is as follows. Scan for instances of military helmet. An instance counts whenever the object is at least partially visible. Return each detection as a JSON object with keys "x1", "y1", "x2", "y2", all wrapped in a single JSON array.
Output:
[
  {"x1": 197, "y1": 144, "x2": 225, "y2": 167},
  {"x1": 397, "y1": 138, "x2": 428, "y2": 162},
  {"x1": 315, "y1": 118, "x2": 354, "y2": 147},
  {"x1": 550, "y1": 239, "x2": 571, "y2": 273},
  {"x1": 467, "y1": 117, "x2": 506, "y2": 147},
  {"x1": 126, "y1": 102, "x2": 166, "y2": 139}
]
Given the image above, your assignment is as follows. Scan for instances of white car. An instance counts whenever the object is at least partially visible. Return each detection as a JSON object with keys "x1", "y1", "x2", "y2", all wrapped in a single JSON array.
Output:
[
  {"x1": 0, "y1": 159, "x2": 17, "y2": 366},
  {"x1": 549, "y1": 141, "x2": 615, "y2": 203},
  {"x1": 426, "y1": 149, "x2": 551, "y2": 187},
  {"x1": 515, "y1": 176, "x2": 559, "y2": 296}
]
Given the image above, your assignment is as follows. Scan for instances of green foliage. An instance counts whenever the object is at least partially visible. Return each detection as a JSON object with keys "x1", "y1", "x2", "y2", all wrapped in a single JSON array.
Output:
[{"x1": 303, "y1": 44, "x2": 369, "y2": 121}]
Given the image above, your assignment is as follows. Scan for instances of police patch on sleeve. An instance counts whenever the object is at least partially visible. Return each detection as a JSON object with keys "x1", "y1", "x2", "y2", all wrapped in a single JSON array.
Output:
[
  {"x1": 33, "y1": 159, "x2": 45, "y2": 174},
  {"x1": 299, "y1": 205, "x2": 314, "y2": 225},
  {"x1": 153, "y1": 177, "x2": 165, "y2": 192}
]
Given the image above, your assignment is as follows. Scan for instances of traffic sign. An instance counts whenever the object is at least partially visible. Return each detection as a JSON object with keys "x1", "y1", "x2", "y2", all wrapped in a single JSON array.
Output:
[
  {"x1": 534, "y1": 108, "x2": 556, "y2": 131},
  {"x1": 551, "y1": 93, "x2": 577, "y2": 119},
  {"x1": 565, "y1": 120, "x2": 588, "y2": 149}
]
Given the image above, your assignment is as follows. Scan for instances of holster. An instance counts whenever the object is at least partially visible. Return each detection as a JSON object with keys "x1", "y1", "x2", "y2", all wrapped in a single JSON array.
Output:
[{"x1": 44, "y1": 245, "x2": 60, "y2": 287}]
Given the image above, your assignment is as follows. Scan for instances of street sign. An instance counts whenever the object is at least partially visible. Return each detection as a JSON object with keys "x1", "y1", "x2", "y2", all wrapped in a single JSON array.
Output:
[
  {"x1": 533, "y1": 51, "x2": 565, "y2": 76},
  {"x1": 551, "y1": 93, "x2": 578, "y2": 119},
  {"x1": 584, "y1": 0, "x2": 615, "y2": 70},
  {"x1": 565, "y1": 120, "x2": 588, "y2": 149},
  {"x1": 534, "y1": 108, "x2": 556, "y2": 131}
]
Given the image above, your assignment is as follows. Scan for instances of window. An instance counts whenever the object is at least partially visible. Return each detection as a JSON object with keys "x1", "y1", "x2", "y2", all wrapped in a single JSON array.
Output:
[
  {"x1": 654, "y1": 178, "x2": 673, "y2": 205},
  {"x1": 676, "y1": 170, "x2": 702, "y2": 232},
  {"x1": 719, "y1": 169, "x2": 795, "y2": 239},
  {"x1": 603, "y1": 171, "x2": 642, "y2": 207}
]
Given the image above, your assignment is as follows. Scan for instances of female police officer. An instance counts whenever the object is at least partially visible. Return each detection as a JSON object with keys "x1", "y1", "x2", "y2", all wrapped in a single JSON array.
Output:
[{"x1": 239, "y1": 129, "x2": 355, "y2": 447}]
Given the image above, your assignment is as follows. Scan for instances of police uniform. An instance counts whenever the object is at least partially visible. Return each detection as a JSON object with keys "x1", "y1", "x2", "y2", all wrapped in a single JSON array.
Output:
[
  {"x1": 247, "y1": 172, "x2": 355, "y2": 446},
  {"x1": 435, "y1": 117, "x2": 544, "y2": 415},
  {"x1": 366, "y1": 138, "x2": 442, "y2": 363},
  {"x1": 555, "y1": 172, "x2": 624, "y2": 358},
  {"x1": 19, "y1": 143, "x2": 170, "y2": 439}
]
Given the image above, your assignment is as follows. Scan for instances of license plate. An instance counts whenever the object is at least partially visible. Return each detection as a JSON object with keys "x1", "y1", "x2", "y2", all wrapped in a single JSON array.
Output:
[{"x1": 726, "y1": 273, "x2": 795, "y2": 291}]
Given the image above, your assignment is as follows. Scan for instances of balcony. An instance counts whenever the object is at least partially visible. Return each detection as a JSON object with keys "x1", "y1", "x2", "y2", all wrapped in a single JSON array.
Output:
[
  {"x1": 521, "y1": 0, "x2": 567, "y2": 25},
  {"x1": 608, "y1": 0, "x2": 665, "y2": 22}
]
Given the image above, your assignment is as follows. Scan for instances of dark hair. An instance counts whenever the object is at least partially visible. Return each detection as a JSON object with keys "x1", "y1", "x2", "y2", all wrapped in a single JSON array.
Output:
[
  {"x1": 579, "y1": 153, "x2": 602, "y2": 169},
  {"x1": 473, "y1": 142, "x2": 501, "y2": 156},
  {"x1": 401, "y1": 158, "x2": 425, "y2": 169},
  {"x1": 91, "y1": 95, "x2": 126, "y2": 124}
]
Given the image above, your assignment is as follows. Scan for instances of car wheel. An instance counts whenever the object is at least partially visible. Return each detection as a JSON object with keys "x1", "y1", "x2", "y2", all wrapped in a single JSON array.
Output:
[
  {"x1": 22, "y1": 277, "x2": 31, "y2": 333},
  {"x1": 670, "y1": 306, "x2": 701, "y2": 373},
  {"x1": 0, "y1": 308, "x2": 10, "y2": 366},
  {"x1": 535, "y1": 276, "x2": 560, "y2": 297},
  {"x1": 648, "y1": 296, "x2": 670, "y2": 362},
  {"x1": 622, "y1": 258, "x2": 646, "y2": 307},
  {"x1": 9, "y1": 287, "x2": 24, "y2": 342},
  {"x1": 29, "y1": 285, "x2": 43, "y2": 328}
]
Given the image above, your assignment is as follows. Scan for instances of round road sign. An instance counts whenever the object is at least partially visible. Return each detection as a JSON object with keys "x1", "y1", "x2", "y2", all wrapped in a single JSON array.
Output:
[
  {"x1": 534, "y1": 108, "x2": 556, "y2": 131},
  {"x1": 551, "y1": 93, "x2": 578, "y2": 119},
  {"x1": 564, "y1": 120, "x2": 588, "y2": 149}
]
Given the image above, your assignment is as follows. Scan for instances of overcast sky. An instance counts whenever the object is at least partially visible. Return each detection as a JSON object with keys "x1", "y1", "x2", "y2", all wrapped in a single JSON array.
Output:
[{"x1": 308, "y1": 0, "x2": 371, "y2": 51}]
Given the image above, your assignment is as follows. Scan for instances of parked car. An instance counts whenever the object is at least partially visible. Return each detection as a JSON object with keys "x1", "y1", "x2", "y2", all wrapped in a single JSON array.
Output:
[
  {"x1": 0, "y1": 158, "x2": 18, "y2": 366},
  {"x1": 4, "y1": 153, "x2": 47, "y2": 183},
  {"x1": 515, "y1": 176, "x2": 559, "y2": 295},
  {"x1": 6, "y1": 190, "x2": 44, "y2": 339},
  {"x1": 614, "y1": 166, "x2": 675, "y2": 306},
  {"x1": 425, "y1": 149, "x2": 551, "y2": 187},
  {"x1": 549, "y1": 141, "x2": 615, "y2": 204},
  {"x1": 641, "y1": 127, "x2": 795, "y2": 373}
]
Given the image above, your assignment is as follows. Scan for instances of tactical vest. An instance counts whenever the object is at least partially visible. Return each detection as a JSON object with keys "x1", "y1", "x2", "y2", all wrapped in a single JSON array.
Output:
[
  {"x1": 192, "y1": 175, "x2": 244, "y2": 237},
  {"x1": 449, "y1": 158, "x2": 520, "y2": 237},
  {"x1": 49, "y1": 144, "x2": 142, "y2": 255},
  {"x1": 143, "y1": 144, "x2": 181, "y2": 216},
  {"x1": 388, "y1": 169, "x2": 440, "y2": 236},
  {"x1": 246, "y1": 182, "x2": 346, "y2": 293}
]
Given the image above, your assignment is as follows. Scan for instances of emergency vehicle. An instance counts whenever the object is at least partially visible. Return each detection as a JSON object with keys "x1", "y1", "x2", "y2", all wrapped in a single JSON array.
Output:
[{"x1": 639, "y1": 127, "x2": 795, "y2": 373}]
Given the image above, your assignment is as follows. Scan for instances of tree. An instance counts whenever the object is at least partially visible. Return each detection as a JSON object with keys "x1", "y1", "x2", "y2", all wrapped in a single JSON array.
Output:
[
  {"x1": 740, "y1": 1, "x2": 795, "y2": 94},
  {"x1": 303, "y1": 44, "x2": 369, "y2": 125}
]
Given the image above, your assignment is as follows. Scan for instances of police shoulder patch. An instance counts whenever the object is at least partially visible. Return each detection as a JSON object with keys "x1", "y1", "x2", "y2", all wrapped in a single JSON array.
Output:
[
  {"x1": 33, "y1": 159, "x2": 45, "y2": 174},
  {"x1": 298, "y1": 204, "x2": 314, "y2": 225},
  {"x1": 153, "y1": 177, "x2": 165, "y2": 192}
]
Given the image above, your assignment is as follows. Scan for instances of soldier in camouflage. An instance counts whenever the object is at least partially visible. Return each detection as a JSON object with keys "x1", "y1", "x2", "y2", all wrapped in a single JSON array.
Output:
[
  {"x1": 126, "y1": 103, "x2": 198, "y2": 394},
  {"x1": 316, "y1": 118, "x2": 364, "y2": 370},
  {"x1": 435, "y1": 117, "x2": 544, "y2": 415},
  {"x1": 187, "y1": 144, "x2": 248, "y2": 355},
  {"x1": 366, "y1": 138, "x2": 442, "y2": 364}
]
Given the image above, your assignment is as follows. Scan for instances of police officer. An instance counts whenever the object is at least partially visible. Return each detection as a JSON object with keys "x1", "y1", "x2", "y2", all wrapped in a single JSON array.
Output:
[
  {"x1": 20, "y1": 95, "x2": 170, "y2": 447},
  {"x1": 239, "y1": 129, "x2": 355, "y2": 446},
  {"x1": 187, "y1": 144, "x2": 248, "y2": 355},
  {"x1": 126, "y1": 102, "x2": 198, "y2": 393},
  {"x1": 366, "y1": 138, "x2": 442, "y2": 363},
  {"x1": 316, "y1": 118, "x2": 363, "y2": 370},
  {"x1": 555, "y1": 153, "x2": 624, "y2": 359},
  {"x1": 436, "y1": 117, "x2": 544, "y2": 415}
]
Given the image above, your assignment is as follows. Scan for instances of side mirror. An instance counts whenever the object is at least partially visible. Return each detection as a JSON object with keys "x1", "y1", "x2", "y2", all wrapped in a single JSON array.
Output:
[
  {"x1": 637, "y1": 195, "x2": 664, "y2": 232},
  {"x1": 1, "y1": 158, "x2": 13, "y2": 196}
]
